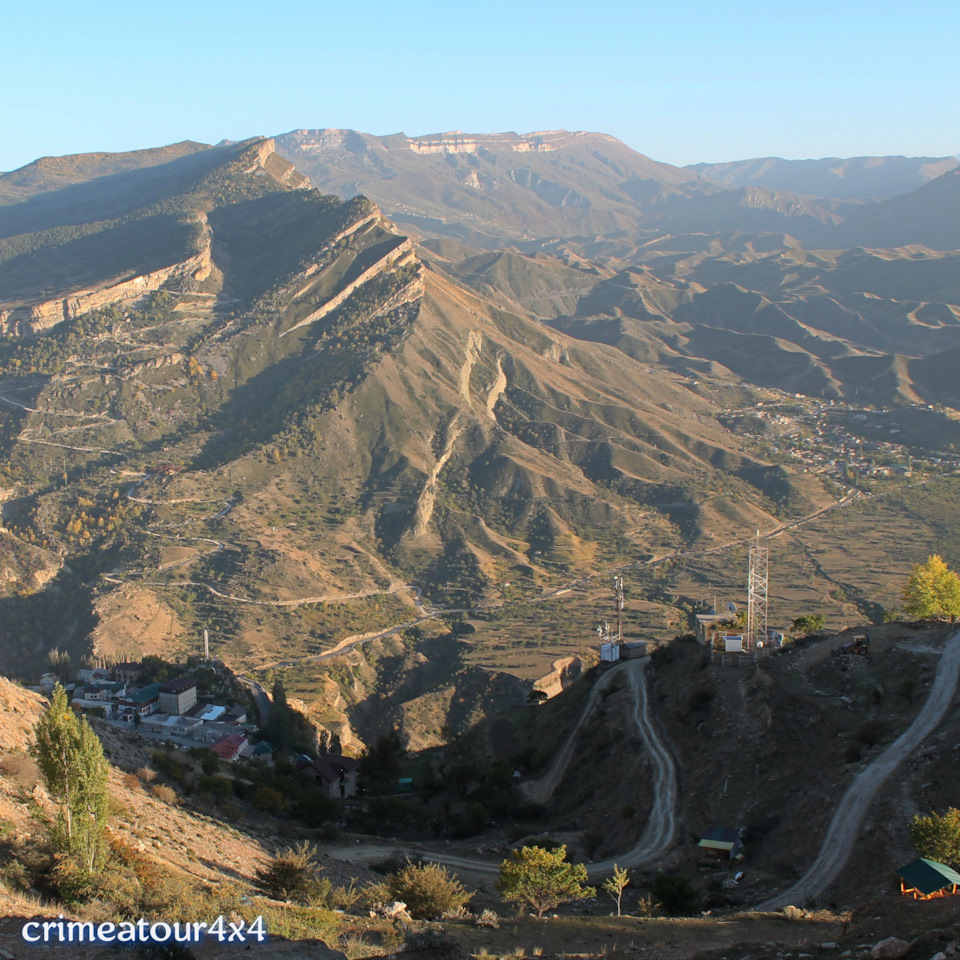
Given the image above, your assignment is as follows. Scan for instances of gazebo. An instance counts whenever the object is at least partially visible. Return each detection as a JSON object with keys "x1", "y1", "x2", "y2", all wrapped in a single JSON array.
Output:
[{"x1": 896, "y1": 858, "x2": 960, "y2": 900}]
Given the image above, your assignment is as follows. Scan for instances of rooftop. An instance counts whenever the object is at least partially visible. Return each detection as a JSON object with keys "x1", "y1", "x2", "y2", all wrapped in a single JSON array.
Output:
[{"x1": 897, "y1": 858, "x2": 960, "y2": 895}]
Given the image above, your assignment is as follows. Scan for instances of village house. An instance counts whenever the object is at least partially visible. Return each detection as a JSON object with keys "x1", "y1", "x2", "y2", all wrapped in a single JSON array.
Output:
[
  {"x1": 114, "y1": 662, "x2": 142, "y2": 684},
  {"x1": 116, "y1": 682, "x2": 162, "y2": 720},
  {"x1": 295, "y1": 754, "x2": 360, "y2": 799},
  {"x1": 211, "y1": 733, "x2": 249, "y2": 763},
  {"x1": 698, "y1": 826, "x2": 745, "y2": 862}
]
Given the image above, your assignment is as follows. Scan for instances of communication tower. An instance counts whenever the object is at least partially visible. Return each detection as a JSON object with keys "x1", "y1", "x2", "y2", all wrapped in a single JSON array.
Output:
[
  {"x1": 746, "y1": 532, "x2": 768, "y2": 652},
  {"x1": 614, "y1": 575, "x2": 625, "y2": 655}
]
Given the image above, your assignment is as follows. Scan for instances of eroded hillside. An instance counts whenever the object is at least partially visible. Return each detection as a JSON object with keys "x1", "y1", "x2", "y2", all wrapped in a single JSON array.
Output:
[{"x1": 1, "y1": 135, "x2": 960, "y2": 753}]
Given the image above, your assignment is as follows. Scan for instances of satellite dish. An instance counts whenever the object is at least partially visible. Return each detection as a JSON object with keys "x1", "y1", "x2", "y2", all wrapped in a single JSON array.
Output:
[{"x1": 726, "y1": 602, "x2": 737, "y2": 614}]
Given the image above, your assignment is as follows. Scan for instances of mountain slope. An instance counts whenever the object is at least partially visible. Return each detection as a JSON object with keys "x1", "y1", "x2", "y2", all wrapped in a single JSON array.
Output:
[
  {"x1": 821, "y1": 167, "x2": 960, "y2": 250},
  {"x1": 689, "y1": 154, "x2": 959, "y2": 200},
  {"x1": 274, "y1": 129, "x2": 845, "y2": 245}
]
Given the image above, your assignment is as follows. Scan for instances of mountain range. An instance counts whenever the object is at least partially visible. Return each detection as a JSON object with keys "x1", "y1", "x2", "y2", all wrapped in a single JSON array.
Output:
[{"x1": 1, "y1": 129, "x2": 959, "y2": 750}]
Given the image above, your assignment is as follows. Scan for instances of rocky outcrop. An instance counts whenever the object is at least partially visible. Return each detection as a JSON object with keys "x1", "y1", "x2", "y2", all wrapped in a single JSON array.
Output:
[
  {"x1": 0, "y1": 226, "x2": 213, "y2": 336},
  {"x1": 533, "y1": 656, "x2": 585, "y2": 699},
  {"x1": 281, "y1": 237, "x2": 417, "y2": 337},
  {"x1": 407, "y1": 130, "x2": 617, "y2": 155}
]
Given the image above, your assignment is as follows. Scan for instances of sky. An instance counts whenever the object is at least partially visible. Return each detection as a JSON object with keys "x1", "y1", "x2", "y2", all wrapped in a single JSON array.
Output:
[{"x1": 2, "y1": 0, "x2": 958, "y2": 172}]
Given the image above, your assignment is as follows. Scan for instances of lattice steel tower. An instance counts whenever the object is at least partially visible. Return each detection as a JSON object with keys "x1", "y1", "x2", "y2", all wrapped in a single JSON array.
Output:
[
  {"x1": 746, "y1": 532, "x2": 768, "y2": 652},
  {"x1": 614, "y1": 575, "x2": 625, "y2": 655}
]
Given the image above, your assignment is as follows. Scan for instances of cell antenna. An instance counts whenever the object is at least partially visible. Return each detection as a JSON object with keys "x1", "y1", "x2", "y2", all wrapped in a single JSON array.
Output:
[
  {"x1": 614, "y1": 575, "x2": 625, "y2": 656},
  {"x1": 747, "y1": 530, "x2": 768, "y2": 654}
]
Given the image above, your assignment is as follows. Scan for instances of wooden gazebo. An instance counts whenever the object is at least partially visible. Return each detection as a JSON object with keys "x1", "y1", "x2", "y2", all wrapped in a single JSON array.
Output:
[{"x1": 896, "y1": 858, "x2": 960, "y2": 900}]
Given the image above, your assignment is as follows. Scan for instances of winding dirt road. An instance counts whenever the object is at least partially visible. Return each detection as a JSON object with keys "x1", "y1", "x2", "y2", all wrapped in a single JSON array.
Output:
[{"x1": 759, "y1": 628, "x2": 960, "y2": 909}]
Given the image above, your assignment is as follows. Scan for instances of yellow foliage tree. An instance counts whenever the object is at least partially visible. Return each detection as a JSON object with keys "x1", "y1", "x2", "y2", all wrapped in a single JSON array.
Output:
[{"x1": 903, "y1": 554, "x2": 960, "y2": 620}]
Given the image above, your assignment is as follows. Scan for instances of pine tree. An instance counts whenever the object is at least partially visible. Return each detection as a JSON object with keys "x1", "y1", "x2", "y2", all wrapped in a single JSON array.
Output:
[
  {"x1": 33, "y1": 684, "x2": 109, "y2": 879},
  {"x1": 902, "y1": 555, "x2": 960, "y2": 619}
]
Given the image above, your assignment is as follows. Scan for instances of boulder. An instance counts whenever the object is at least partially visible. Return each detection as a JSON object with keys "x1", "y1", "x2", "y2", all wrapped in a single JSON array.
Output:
[{"x1": 871, "y1": 938, "x2": 911, "y2": 959}]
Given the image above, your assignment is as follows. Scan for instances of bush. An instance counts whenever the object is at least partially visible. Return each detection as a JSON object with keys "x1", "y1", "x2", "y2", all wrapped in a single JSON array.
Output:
[
  {"x1": 910, "y1": 808, "x2": 960, "y2": 867},
  {"x1": 650, "y1": 873, "x2": 699, "y2": 916},
  {"x1": 256, "y1": 842, "x2": 321, "y2": 904},
  {"x1": 152, "y1": 784, "x2": 178, "y2": 804},
  {"x1": 856, "y1": 721, "x2": 886, "y2": 747},
  {"x1": 383, "y1": 860, "x2": 472, "y2": 920}
]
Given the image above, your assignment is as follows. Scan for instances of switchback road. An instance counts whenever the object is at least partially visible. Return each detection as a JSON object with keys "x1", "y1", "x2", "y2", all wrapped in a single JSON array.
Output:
[{"x1": 759, "y1": 628, "x2": 960, "y2": 909}]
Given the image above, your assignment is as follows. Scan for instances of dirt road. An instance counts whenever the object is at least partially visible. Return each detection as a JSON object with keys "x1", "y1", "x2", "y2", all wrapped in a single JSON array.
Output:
[
  {"x1": 759, "y1": 628, "x2": 960, "y2": 909},
  {"x1": 587, "y1": 659, "x2": 678, "y2": 878},
  {"x1": 520, "y1": 664, "x2": 623, "y2": 806},
  {"x1": 380, "y1": 657, "x2": 681, "y2": 883}
]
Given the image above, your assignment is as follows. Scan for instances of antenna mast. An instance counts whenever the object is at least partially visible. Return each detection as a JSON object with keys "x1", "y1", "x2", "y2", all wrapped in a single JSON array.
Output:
[
  {"x1": 614, "y1": 575, "x2": 625, "y2": 656},
  {"x1": 746, "y1": 531, "x2": 768, "y2": 653}
]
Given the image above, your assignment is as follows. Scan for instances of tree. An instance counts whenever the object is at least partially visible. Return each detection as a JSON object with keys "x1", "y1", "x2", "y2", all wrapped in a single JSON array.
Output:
[
  {"x1": 603, "y1": 864, "x2": 630, "y2": 916},
  {"x1": 496, "y1": 845, "x2": 595, "y2": 918},
  {"x1": 902, "y1": 555, "x2": 960, "y2": 620},
  {"x1": 33, "y1": 685, "x2": 109, "y2": 883},
  {"x1": 383, "y1": 860, "x2": 472, "y2": 919},
  {"x1": 910, "y1": 808, "x2": 960, "y2": 867},
  {"x1": 791, "y1": 614, "x2": 825, "y2": 635}
]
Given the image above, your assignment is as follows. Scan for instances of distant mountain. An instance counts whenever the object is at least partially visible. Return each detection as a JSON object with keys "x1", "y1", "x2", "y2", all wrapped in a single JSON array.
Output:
[
  {"x1": 688, "y1": 154, "x2": 958, "y2": 201},
  {"x1": 274, "y1": 129, "x2": 844, "y2": 245},
  {"x1": 0, "y1": 141, "x2": 212, "y2": 202},
  {"x1": 819, "y1": 167, "x2": 960, "y2": 251},
  {"x1": 3, "y1": 132, "x2": 960, "y2": 759}
]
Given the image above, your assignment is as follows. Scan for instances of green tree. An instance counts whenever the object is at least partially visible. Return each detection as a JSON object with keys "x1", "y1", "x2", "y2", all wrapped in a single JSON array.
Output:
[
  {"x1": 791, "y1": 614, "x2": 826, "y2": 635},
  {"x1": 902, "y1": 555, "x2": 960, "y2": 620},
  {"x1": 603, "y1": 864, "x2": 630, "y2": 916},
  {"x1": 383, "y1": 861, "x2": 472, "y2": 919},
  {"x1": 910, "y1": 808, "x2": 960, "y2": 867},
  {"x1": 32, "y1": 685, "x2": 109, "y2": 883},
  {"x1": 496, "y1": 845, "x2": 595, "y2": 918}
]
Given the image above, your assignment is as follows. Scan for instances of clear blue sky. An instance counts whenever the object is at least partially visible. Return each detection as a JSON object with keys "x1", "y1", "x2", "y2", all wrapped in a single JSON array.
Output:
[{"x1": 3, "y1": 0, "x2": 957, "y2": 172}]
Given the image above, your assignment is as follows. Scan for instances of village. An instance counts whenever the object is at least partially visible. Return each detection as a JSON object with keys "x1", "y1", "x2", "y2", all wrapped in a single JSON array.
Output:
[
  {"x1": 32, "y1": 659, "x2": 361, "y2": 798},
  {"x1": 721, "y1": 393, "x2": 960, "y2": 483}
]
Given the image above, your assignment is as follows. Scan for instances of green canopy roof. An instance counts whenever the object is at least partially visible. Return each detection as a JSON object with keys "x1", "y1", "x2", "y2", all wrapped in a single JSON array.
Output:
[{"x1": 897, "y1": 858, "x2": 960, "y2": 895}]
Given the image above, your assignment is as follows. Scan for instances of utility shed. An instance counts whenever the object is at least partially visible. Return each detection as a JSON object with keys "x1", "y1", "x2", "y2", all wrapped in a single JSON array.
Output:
[
  {"x1": 897, "y1": 858, "x2": 960, "y2": 899},
  {"x1": 698, "y1": 826, "x2": 744, "y2": 860}
]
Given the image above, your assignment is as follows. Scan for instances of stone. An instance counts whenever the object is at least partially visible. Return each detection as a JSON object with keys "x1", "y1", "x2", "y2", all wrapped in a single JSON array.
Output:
[{"x1": 871, "y1": 939, "x2": 911, "y2": 960}]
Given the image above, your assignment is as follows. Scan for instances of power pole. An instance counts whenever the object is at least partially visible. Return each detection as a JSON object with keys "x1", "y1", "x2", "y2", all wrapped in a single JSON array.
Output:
[
  {"x1": 614, "y1": 575, "x2": 625, "y2": 656},
  {"x1": 747, "y1": 531, "x2": 768, "y2": 653}
]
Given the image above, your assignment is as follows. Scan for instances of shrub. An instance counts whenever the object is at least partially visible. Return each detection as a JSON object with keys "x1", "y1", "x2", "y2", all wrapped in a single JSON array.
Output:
[
  {"x1": 383, "y1": 860, "x2": 472, "y2": 920},
  {"x1": 910, "y1": 808, "x2": 960, "y2": 867},
  {"x1": 650, "y1": 873, "x2": 699, "y2": 916},
  {"x1": 152, "y1": 784, "x2": 178, "y2": 804},
  {"x1": 256, "y1": 842, "x2": 321, "y2": 904},
  {"x1": 687, "y1": 684, "x2": 715, "y2": 712},
  {"x1": 856, "y1": 721, "x2": 886, "y2": 747}
]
